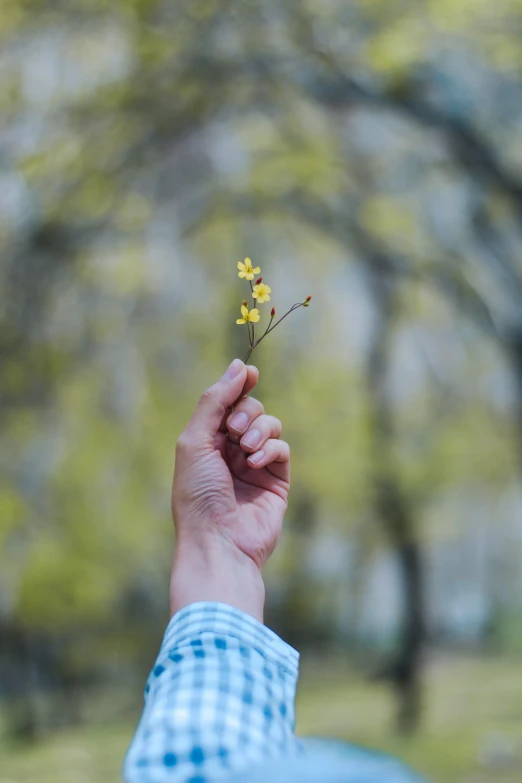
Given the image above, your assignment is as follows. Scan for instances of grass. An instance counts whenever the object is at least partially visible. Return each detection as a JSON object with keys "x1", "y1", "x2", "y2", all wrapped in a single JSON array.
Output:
[
  {"x1": 1, "y1": 656, "x2": 521, "y2": 783},
  {"x1": 297, "y1": 654, "x2": 522, "y2": 783}
]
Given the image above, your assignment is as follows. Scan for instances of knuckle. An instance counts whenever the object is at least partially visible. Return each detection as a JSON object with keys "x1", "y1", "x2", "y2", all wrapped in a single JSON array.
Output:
[
  {"x1": 199, "y1": 386, "x2": 216, "y2": 406},
  {"x1": 175, "y1": 433, "x2": 191, "y2": 454},
  {"x1": 247, "y1": 396, "x2": 264, "y2": 415}
]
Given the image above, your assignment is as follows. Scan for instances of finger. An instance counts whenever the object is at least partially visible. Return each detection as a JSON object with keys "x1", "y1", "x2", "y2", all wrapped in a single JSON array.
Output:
[
  {"x1": 182, "y1": 359, "x2": 248, "y2": 450},
  {"x1": 213, "y1": 430, "x2": 228, "y2": 460},
  {"x1": 218, "y1": 365, "x2": 259, "y2": 434},
  {"x1": 247, "y1": 439, "x2": 290, "y2": 482},
  {"x1": 226, "y1": 395, "x2": 264, "y2": 441},
  {"x1": 240, "y1": 414, "x2": 282, "y2": 453},
  {"x1": 242, "y1": 365, "x2": 259, "y2": 397}
]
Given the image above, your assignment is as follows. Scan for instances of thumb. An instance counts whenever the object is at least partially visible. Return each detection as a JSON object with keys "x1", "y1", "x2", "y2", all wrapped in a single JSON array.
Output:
[{"x1": 185, "y1": 359, "x2": 248, "y2": 449}]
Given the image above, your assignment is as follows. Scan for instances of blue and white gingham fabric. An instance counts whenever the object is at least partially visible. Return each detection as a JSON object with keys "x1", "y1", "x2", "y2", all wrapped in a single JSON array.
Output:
[
  {"x1": 123, "y1": 602, "x2": 300, "y2": 782},
  {"x1": 123, "y1": 602, "x2": 427, "y2": 783}
]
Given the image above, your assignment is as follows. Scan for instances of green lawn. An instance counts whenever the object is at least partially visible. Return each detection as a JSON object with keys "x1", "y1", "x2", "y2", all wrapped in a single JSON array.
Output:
[
  {"x1": 1, "y1": 656, "x2": 521, "y2": 783},
  {"x1": 297, "y1": 655, "x2": 522, "y2": 783}
]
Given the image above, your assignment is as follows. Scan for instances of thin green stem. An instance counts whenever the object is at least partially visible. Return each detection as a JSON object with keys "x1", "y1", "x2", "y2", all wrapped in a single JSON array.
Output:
[
  {"x1": 249, "y1": 280, "x2": 255, "y2": 345},
  {"x1": 264, "y1": 303, "x2": 304, "y2": 335},
  {"x1": 240, "y1": 300, "x2": 307, "y2": 364},
  {"x1": 260, "y1": 313, "x2": 275, "y2": 340},
  {"x1": 242, "y1": 314, "x2": 273, "y2": 363}
]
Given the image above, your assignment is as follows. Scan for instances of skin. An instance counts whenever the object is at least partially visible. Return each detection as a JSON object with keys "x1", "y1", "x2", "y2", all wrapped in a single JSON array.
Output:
[{"x1": 170, "y1": 359, "x2": 290, "y2": 623}]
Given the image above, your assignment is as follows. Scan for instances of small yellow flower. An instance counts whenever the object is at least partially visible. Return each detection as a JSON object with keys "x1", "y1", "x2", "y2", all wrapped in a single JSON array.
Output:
[
  {"x1": 236, "y1": 304, "x2": 261, "y2": 325},
  {"x1": 237, "y1": 258, "x2": 261, "y2": 281},
  {"x1": 252, "y1": 282, "x2": 272, "y2": 304}
]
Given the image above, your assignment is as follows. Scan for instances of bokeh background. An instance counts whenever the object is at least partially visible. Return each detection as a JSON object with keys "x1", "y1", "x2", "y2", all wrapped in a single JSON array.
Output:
[{"x1": 1, "y1": 2, "x2": 522, "y2": 781}]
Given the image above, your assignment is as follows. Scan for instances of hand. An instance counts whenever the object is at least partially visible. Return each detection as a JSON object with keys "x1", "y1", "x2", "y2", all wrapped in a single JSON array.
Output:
[{"x1": 170, "y1": 359, "x2": 290, "y2": 621}]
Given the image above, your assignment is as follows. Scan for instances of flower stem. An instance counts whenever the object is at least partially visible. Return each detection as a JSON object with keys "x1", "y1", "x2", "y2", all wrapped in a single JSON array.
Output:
[
  {"x1": 264, "y1": 302, "x2": 304, "y2": 335},
  {"x1": 243, "y1": 320, "x2": 269, "y2": 363},
  {"x1": 241, "y1": 303, "x2": 304, "y2": 363},
  {"x1": 249, "y1": 280, "x2": 255, "y2": 345}
]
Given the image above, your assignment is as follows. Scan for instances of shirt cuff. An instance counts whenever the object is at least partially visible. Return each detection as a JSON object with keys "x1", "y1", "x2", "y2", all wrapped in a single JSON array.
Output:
[
  {"x1": 124, "y1": 601, "x2": 300, "y2": 782},
  {"x1": 158, "y1": 601, "x2": 299, "y2": 680}
]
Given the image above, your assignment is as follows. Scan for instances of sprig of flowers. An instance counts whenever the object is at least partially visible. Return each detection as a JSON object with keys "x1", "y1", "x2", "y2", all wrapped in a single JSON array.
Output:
[{"x1": 235, "y1": 257, "x2": 312, "y2": 363}]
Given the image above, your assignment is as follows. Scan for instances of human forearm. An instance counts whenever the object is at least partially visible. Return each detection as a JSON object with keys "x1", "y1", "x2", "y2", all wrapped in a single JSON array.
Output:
[{"x1": 170, "y1": 534, "x2": 265, "y2": 622}]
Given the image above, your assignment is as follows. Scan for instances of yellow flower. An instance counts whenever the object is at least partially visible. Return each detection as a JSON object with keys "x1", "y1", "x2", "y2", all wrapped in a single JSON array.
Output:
[
  {"x1": 236, "y1": 304, "x2": 261, "y2": 325},
  {"x1": 237, "y1": 257, "x2": 261, "y2": 281},
  {"x1": 252, "y1": 282, "x2": 272, "y2": 304}
]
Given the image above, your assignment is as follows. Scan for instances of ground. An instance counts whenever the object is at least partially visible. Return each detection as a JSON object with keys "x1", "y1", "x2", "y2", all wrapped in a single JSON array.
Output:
[{"x1": 0, "y1": 656, "x2": 521, "y2": 783}]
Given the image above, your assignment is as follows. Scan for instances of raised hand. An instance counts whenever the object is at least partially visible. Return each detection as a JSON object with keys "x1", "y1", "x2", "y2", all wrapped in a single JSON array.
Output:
[{"x1": 170, "y1": 359, "x2": 290, "y2": 621}]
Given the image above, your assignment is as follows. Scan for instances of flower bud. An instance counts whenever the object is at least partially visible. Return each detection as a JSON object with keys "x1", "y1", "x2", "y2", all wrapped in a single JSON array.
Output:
[
  {"x1": 271, "y1": 307, "x2": 276, "y2": 317},
  {"x1": 256, "y1": 277, "x2": 263, "y2": 285},
  {"x1": 242, "y1": 300, "x2": 248, "y2": 307},
  {"x1": 306, "y1": 295, "x2": 312, "y2": 302}
]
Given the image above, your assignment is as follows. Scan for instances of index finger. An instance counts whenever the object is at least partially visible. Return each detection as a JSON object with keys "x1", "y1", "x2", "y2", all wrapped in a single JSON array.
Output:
[
  {"x1": 242, "y1": 365, "x2": 260, "y2": 397},
  {"x1": 218, "y1": 365, "x2": 259, "y2": 434}
]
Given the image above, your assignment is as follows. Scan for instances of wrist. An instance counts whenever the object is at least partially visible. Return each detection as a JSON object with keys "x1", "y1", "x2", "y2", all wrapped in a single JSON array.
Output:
[{"x1": 170, "y1": 531, "x2": 265, "y2": 623}]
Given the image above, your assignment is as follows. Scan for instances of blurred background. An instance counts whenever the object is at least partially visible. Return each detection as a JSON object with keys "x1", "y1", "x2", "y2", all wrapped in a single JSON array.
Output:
[{"x1": 1, "y1": 1, "x2": 522, "y2": 781}]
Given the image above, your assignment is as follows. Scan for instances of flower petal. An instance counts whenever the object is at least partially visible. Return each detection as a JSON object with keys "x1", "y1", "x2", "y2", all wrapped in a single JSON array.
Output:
[
  {"x1": 236, "y1": 318, "x2": 246, "y2": 324},
  {"x1": 237, "y1": 261, "x2": 245, "y2": 271},
  {"x1": 241, "y1": 305, "x2": 249, "y2": 316},
  {"x1": 250, "y1": 309, "x2": 260, "y2": 322},
  {"x1": 253, "y1": 266, "x2": 261, "y2": 274}
]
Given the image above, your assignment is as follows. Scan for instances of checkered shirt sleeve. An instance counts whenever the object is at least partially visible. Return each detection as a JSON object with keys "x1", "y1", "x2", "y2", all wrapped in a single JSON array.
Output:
[{"x1": 123, "y1": 602, "x2": 300, "y2": 783}]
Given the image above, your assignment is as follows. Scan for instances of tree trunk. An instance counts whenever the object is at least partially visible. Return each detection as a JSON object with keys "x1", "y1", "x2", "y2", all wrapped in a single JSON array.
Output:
[
  {"x1": 0, "y1": 621, "x2": 41, "y2": 741},
  {"x1": 374, "y1": 478, "x2": 424, "y2": 734},
  {"x1": 366, "y1": 273, "x2": 425, "y2": 734},
  {"x1": 508, "y1": 330, "x2": 522, "y2": 472},
  {"x1": 265, "y1": 492, "x2": 318, "y2": 648}
]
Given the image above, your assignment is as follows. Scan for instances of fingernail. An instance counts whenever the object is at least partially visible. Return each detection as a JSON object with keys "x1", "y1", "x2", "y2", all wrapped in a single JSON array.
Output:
[
  {"x1": 248, "y1": 450, "x2": 265, "y2": 465},
  {"x1": 229, "y1": 412, "x2": 249, "y2": 433},
  {"x1": 241, "y1": 429, "x2": 261, "y2": 449},
  {"x1": 222, "y1": 359, "x2": 244, "y2": 381}
]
